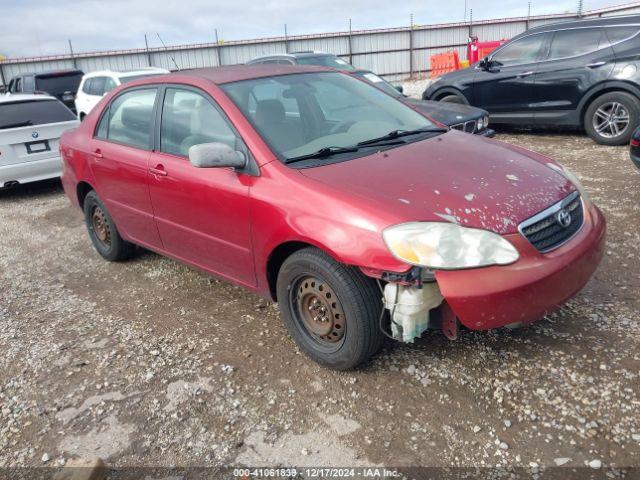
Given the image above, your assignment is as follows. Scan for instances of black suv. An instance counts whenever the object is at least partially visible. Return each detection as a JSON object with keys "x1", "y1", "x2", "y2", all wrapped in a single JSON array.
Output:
[
  {"x1": 423, "y1": 15, "x2": 640, "y2": 145},
  {"x1": 6, "y1": 70, "x2": 84, "y2": 113},
  {"x1": 247, "y1": 51, "x2": 356, "y2": 71}
]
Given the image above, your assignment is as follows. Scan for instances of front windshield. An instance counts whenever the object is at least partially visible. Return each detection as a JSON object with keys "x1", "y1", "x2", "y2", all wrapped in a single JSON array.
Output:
[
  {"x1": 296, "y1": 56, "x2": 356, "y2": 71},
  {"x1": 354, "y1": 72, "x2": 402, "y2": 98},
  {"x1": 221, "y1": 72, "x2": 435, "y2": 162}
]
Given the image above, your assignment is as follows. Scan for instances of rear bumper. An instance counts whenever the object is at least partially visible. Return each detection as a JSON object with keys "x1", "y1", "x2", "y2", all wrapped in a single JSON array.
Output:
[
  {"x1": 631, "y1": 152, "x2": 640, "y2": 170},
  {"x1": 435, "y1": 202, "x2": 606, "y2": 330},
  {"x1": 0, "y1": 156, "x2": 62, "y2": 187}
]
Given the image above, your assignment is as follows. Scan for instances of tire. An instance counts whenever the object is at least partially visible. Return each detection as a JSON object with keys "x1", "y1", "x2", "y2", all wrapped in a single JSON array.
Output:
[
  {"x1": 83, "y1": 190, "x2": 135, "y2": 261},
  {"x1": 584, "y1": 91, "x2": 639, "y2": 146},
  {"x1": 276, "y1": 247, "x2": 383, "y2": 370},
  {"x1": 439, "y1": 93, "x2": 467, "y2": 105}
]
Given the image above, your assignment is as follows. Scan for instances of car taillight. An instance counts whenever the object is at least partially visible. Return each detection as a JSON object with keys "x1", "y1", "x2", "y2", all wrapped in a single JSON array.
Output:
[{"x1": 631, "y1": 139, "x2": 640, "y2": 147}]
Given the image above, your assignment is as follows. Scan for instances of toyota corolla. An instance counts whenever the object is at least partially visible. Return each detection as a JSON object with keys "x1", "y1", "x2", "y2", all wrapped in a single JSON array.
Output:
[{"x1": 59, "y1": 65, "x2": 606, "y2": 370}]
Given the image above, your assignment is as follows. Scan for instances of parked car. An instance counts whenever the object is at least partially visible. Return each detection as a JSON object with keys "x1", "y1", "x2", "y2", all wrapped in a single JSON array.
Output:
[
  {"x1": 630, "y1": 126, "x2": 640, "y2": 170},
  {"x1": 352, "y1": 70, "x2": 494, "y2": 136},
  {"x1": 0, "y1": 94, "x2": 78, "y2": 189},
  {"x1": 6, "y1": 70, "x2": 84, "y2": 113},
  {"x1": 75, "y1": 68, "x2": 170, "y2": 119},
  {"x1": 423, "y1": 15, "x2": 640, "y2": 146},
  {"x1": 59, "y1": 65, "x2": 605, "y2": 370},
  {"x1": 247, "y1": 51, "x2": 355, "y2": 71}
]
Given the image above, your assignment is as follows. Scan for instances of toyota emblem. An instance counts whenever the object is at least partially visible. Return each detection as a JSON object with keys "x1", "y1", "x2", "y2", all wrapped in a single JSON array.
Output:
[{"x1": 556, "y1": 209, "x2": 572, "y2": 228}]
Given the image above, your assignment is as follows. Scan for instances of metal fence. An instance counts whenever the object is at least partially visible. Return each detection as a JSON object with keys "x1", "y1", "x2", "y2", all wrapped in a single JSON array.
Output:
[{"x1": 2, "y1": 1, "x2": 640, "y2": 87}]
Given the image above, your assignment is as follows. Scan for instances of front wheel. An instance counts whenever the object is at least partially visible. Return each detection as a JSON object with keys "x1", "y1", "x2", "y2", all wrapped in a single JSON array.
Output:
[
  {"x1": 439, "y1": 93, "x2": 467, "y2": 105},
  {"x1": 584, "y1": 92, "x2": 639, "y2": 146},
  {"x1": 276, "y1": 247, "x2": 383, "y2": 370}
]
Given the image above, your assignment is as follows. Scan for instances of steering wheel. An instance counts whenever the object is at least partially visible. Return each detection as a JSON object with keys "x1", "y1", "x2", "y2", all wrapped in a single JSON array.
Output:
[{"x1": 329, "y1": 120, "x2": 356, "y2": 135}]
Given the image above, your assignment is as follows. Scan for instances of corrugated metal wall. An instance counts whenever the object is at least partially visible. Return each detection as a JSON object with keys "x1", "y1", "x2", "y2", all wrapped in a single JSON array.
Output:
[{"x1": 2, "y1": 2, "x2": 639, "y2": 87}]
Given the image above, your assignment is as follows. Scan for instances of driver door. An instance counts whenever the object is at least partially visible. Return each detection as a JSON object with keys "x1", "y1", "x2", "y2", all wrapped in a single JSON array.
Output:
[
  {"x1": 473, "y1": 32, "x2": 551, "y2": 124},
  {"x1": 147, "y1": 86, "x2": 256, "y2": 287}
]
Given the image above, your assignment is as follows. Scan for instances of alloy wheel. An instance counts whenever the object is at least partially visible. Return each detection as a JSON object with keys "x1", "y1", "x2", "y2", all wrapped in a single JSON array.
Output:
[{"x1": 593, "y1": 102, "x2": 630, "y2": 139}]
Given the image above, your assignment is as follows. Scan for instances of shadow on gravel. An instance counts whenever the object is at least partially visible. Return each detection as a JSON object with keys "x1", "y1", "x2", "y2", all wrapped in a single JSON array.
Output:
[{"x1": 0, "y1": 178, "x2": 63, "y2": 200}]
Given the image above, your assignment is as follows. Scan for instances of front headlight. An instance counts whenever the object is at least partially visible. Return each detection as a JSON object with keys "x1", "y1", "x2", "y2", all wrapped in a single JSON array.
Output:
[
  {"x1": 383, "y1": 222, "x2": 519, "y2": 270},
  {"x1": 483, "y1": 115, "x2": 490, "y2": 128},
  {"x1": 547, "y1": 163, "x2": 591, "y2": 204},
  {"x1": 476, "y1": 117, "x2": 485, "y2": 130}
]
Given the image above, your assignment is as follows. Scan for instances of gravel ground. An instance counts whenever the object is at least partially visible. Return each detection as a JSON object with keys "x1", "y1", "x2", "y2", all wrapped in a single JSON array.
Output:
[{"x1": 1, "y1": 127, "x2": 639, "y2": 477}]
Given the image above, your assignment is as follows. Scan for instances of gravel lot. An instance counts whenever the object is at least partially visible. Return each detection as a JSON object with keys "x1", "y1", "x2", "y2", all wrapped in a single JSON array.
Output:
[{"x1": 1, "y1": 128, "x2": 639, "y2": 477}]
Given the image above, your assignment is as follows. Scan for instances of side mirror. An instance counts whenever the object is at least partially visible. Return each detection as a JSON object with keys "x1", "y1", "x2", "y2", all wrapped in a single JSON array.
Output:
[
  {"x1": 395, "y1": 85, "x2": 404, "y2": 93},
  {"x1": 479, "y1": 56, "x2": 493, "y2": 70},
  {"x1": 188, "y1": 142, "x2": 247, "y2": 169}
]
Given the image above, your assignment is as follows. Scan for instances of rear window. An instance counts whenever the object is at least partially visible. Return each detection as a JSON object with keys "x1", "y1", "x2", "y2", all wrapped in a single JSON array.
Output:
[
  {"x1": 0, "y1": 100, "x2": 76, "y2": 130},
  {"x1": 35, "y1": 72, "x2": 83, "y2": 95}
]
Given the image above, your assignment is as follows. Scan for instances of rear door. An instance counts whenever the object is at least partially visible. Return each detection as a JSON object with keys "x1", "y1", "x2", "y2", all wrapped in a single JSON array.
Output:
[
  {"x1": 0, "y1": 99, "x2": 78, "y2": 169},
  {"x1": 473, "y1": 32, "x2": 550, "y2": 123},
  {"x1": 89, "y1": 87, "x2": 163, "y2": 249},
  {"x1": 532, "y1": 27, "x2": 615, "y2": 125}
]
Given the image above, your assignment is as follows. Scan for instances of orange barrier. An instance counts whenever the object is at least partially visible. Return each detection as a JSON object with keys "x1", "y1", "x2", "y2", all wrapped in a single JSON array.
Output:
[{"x1": 430, "y1": 51, "x2": 460, "y2": 78}]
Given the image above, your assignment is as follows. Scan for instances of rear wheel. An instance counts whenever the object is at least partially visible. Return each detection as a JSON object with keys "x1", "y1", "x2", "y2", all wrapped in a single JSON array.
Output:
[
  {"x1": 83, "y1": 190, "x2": 135, "y2": 261},
  {"x1": 276, "y1": 247, "x2": 383, "y2": 370},
  {"x1": 439, "y1": 93, "x2": 467, "y2": 105},
  {"x1": 584, "y1": 92, "x2": 639, "y2": 146}
]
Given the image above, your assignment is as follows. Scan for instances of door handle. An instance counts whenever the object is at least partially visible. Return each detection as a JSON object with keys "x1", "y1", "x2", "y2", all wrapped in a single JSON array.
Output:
[
  {"x1": 586, "y1": 61, "x2": 607, "y2": 68},
  {"x1": 518, "y1": 71, "x2": 534, "y2": 77},
  {"x1": 92, "y1": 149, "x2": 103, "y2": 159},
  {"x1": 149, "y1": 164, "x2": 168, "y2": 177}
]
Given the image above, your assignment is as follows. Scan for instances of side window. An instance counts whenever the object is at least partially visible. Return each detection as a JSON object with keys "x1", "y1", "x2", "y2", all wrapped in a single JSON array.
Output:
[
  {"x1": 104, "y1": 77, "x2": 117, "y2": 93},
  {"x1": 90, "y1": 77, "x2": 106, "y2": 96},
  {"x1": 547, "y1": 28, "x2": 608, "y2": 59},
  {"x1": 82, "y1": 78, "x2": 93, "y2": 94},
  {"x1": 106, "y1": 88, "x2": 157, "y2": 149},
  {"x1": 605, "y1": 26, "x2": 639, "y2": 44},
  {"x1": 23, "y1": 76, "x2": 35, "y2": 92},
  {"x1": 95, "y1": 106, "x2": 109, "y2": 138},
  {"x1": 491, "y1": 34, "x2": 545, "y2": 66},
  {"x1": 160, "y1": 88, "x2": 238, "y2": 157}
]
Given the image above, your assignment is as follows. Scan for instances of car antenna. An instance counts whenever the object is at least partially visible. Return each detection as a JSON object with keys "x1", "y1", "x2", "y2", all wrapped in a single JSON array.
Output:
[{"x1": 156, "y1": 33, "x2": 181, "y2": 71}]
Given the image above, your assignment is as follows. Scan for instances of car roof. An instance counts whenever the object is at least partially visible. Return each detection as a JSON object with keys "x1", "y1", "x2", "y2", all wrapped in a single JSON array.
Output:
[
  {"x1": 249, "y1": 51, "x2": 333, "y2": 62},
  {"x1": 83, "y1": 68, "x2": 169, "y2": 79},
  {"x1": 526, "y1": 13, "x2": 640, "y2": 35},
  {"x1": 139, "y1": 64, "x2": 333, "y2": 86},
  {"x1": 0, "y1": 93, "x2": 57, "y2": 103}
]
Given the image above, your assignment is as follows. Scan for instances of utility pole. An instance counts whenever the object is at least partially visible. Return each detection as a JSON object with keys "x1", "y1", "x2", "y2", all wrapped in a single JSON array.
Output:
[
  {"x1": 144, "y1": 34, "x2": 152, "y2": 67},
  {"x1": 409, "y1": 14, "x2": 414, "y2": 79},
  {"x1": 526, "y1": 1, "x2": 531, "y2": 29},
  {"x1": 68, "y1": 39, "x2": 77, "y2": 69},
  {"x1": 464, "y1": 0, "x2": 467, "y2": 22},
  {"x1": 284, "y1": 24, "x2": 289, "y2": 53},
  {"x1": 215, "y1": 28, "x2": 222, "y2": 66},
  {"x1": 577, "y1": 0, "x2": 584, "y2": 17},
  {"x1": 348, "y1": 19, "x2": 353, "y2": 65}
]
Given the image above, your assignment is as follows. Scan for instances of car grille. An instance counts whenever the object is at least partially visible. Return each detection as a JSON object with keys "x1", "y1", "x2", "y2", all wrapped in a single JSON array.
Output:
[
  {"x1": 518, "y1": 191, "x2": 584, "y2": 253},
  {"x1": 451, "y1": 120, "x2": 477, "y2": 133}
]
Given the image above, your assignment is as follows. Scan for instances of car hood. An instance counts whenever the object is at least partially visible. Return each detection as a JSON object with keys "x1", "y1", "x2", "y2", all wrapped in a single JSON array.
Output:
[
  {"x1": 403, "y1": 97, "x2": 485, "y2": 125},
  {"x1": 298, "y1": 131, "x2": 575, "y2": 235}
]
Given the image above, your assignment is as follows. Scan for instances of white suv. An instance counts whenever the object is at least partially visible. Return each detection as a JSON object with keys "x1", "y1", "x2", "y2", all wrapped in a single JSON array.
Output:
[{"x1": 75, "y1": 68, "x2": 169, "y2": 119}]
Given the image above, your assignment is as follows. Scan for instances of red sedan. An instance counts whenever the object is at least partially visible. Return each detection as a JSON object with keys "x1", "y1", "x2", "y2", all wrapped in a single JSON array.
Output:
[{"x1": 59, "y1": 65, "x2": 606, "y2": 370}]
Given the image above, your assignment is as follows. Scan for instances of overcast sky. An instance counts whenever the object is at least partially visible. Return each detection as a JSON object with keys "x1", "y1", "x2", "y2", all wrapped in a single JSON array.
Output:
[{"x1": 0, "y1": 0, "x2": 627, "y2": 58}]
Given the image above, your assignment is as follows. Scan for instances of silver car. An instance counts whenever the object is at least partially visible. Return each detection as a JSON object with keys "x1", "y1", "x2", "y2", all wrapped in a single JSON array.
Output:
[{"x1": 0, "y1": 94, "x2": 78, "y2": 188}]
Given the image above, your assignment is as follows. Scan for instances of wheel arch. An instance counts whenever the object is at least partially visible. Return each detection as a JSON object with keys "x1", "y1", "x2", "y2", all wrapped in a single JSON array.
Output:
[
  {"x1": 76, "y1": 181, "x2": 95, "y2": 209},
  {"x1": 265, "y1": 240, "x2": 344, "y2": 301},
  {"x1": 428, "y1": 86, "x2": 468, "y2": 103},
  {"x1": 578, "y1": 81, "x2": 640, "y2": 126}
]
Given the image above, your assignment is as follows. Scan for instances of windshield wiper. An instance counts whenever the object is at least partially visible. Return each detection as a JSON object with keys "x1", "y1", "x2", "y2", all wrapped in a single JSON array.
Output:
[
  {"x1": 0, "y1": 120, "x2": 33, "y2": 130},
  {"x1": 357, "y1": 127, "x2": 447, "y2": 146},
  {"x1": 285, "y1": 146, "x2": 360, "y2": 164}
]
